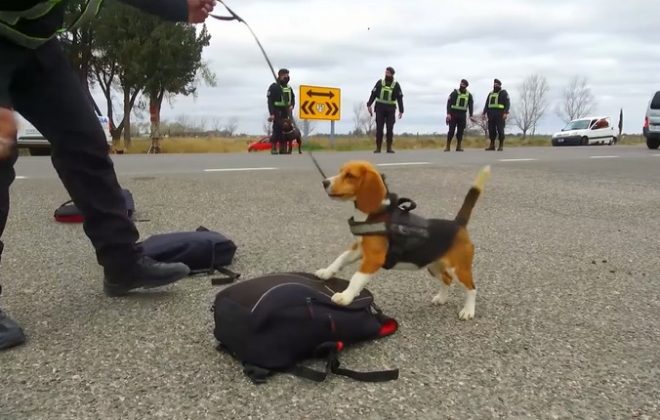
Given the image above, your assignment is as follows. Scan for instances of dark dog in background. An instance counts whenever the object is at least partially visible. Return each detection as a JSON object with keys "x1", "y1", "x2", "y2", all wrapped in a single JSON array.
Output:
[{"x1": 281, "y1": 118, "x2": 302, "y2": 154}]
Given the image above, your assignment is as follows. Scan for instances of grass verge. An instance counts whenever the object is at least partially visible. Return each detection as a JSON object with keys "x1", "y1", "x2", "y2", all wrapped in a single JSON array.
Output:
[{"x1": 114, "y1": 134, "x2": 646, "y2": 154}]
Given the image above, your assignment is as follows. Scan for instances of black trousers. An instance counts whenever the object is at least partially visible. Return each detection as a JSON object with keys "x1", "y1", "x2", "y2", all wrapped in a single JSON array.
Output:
[
  {"x1": 375, "y1": 105, "x2": 396, "y2": 151},
  {"x1": 269, "y1": 110, "x2": 288, "y2": 153},
  {"x1": 447, "y1": 113, "x2": 467, "y2": 147},
  {"x1": 487, "y1": 112, "x2": 506, "y2": 142},
  {"x1": 0, "y1": 39, "x2": 140, "y2": 268}
]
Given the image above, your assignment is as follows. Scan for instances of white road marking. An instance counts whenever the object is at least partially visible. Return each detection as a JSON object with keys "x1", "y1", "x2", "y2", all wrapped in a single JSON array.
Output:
[
  {"x1": 498, "y1": 158, "x2": 538, "y2": 162},
  {"x1": 589, "y1": 155, "x2": 619, "y2": 159},
  {"x1": 15, "y1": 176, "x2": 27, "y2": 180},
  {"x1": 376, "y1": 162, "x2": 431, "y2": 167},
  {"x1": 203, "y1": 167, "x2": 277, "y2": 172},
  {"x1": 653, "y1": 154, "x2": 660, "y2": 157}
]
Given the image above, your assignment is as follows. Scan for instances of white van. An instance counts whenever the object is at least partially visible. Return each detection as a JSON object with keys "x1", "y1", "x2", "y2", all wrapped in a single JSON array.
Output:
[
  {"x1": 551, "y1": 116, "x2": 617, "y2": 146},
  {"x1": 643, "y1": 91, "x2": 660, "y2": 149},
  {"x1": 16, "y1": 113, "x2": 113, "y2": 155}
]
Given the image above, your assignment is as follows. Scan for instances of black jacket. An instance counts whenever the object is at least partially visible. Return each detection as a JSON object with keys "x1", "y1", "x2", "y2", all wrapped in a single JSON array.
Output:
[
  {"x1": 483, "y1": 89, "x2": 511, "y2": 114},
  {"x1": 267, "y1": 82, "x2": 295, "y2": 116},
  {"x1": 367, "y1": 79, "x2": 404, "y2": 112},
  {"x1": 1, "y1": 0, "x2": 188, "y2": 43},
  {"x1": 446, "y1": 89, "x2": 474, "y2": 117}
]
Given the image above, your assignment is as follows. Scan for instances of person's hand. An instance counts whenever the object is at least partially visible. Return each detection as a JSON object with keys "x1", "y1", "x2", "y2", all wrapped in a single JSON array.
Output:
[
  {"x1": 504, "y1": 112, "x2": 509, "y2": 121},
  {"x1": 0, "y1": 107, "x2": 17, "y2": 161},
  {"x1": 367, "y1": 105, "x2": 373, "y2": 117},
  {"x1": 268, "y1": 115, "x2": 274, "y2": 122},
  {"x1": 445, "y1": 115, "x2": 451, "y2": 125},
  {"x1": 398, "y1": 112, "x2": 403, "y2": 120},
  {"x1": 481, "y1": 113, "x2": 487, "y2": 121},
  {"x1": 187, "y1": 0, "x2": 216, "y2": 24}
]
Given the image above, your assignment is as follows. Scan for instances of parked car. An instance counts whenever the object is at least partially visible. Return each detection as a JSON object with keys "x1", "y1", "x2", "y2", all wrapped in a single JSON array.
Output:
[
  {"x1": 643, "y1": 91, "x2": 660, "y2": 149},
  {"x1": 16, "y1": 113, "x2": 112, "y2": 156},
  {"x1": 551, "y1": 116, "x2": 617, "y2": 146},
  {"x1": 247, "y1": 136, "x2": 293, "y2": 152}
]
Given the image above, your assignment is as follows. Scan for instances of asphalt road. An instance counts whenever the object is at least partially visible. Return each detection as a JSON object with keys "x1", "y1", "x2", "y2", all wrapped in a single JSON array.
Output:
[{"x1": 1, "y1": 144, "x2": 659, "y2": 419}]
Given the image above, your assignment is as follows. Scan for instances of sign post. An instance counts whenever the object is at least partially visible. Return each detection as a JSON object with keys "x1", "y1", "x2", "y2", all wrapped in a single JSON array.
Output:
[{"x1": 299, "y1": 84, "x2": 341, "y2": 148}]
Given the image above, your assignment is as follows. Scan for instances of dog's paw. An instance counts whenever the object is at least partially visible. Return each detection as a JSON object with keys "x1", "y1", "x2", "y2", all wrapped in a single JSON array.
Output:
[
  {"x1": 315, "y1": 268, "x2": 335, "y2": 280},
  {"x1": 458, "y1": 307, "x2": 475, "y2": 320},
  {"x1": 331, "y1": 292, "x2": 354, "y2": 306},
  {"x1": 432, "y1": 293, "x2": 448, "y2": 306}
]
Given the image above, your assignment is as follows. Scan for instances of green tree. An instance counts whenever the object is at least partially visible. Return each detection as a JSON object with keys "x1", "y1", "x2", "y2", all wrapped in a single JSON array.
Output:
[{"x1": 141, "y1": 22, "x2": 216, "y2": 153}]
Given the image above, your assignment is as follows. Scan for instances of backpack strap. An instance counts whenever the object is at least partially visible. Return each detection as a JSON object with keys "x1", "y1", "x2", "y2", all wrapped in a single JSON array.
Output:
[
  {"x1": 211, "y1": 267, "x2": 241, "y2": 285},
  {"x1": 286, "y1": 343, "x2": 399, "y2": 383}
]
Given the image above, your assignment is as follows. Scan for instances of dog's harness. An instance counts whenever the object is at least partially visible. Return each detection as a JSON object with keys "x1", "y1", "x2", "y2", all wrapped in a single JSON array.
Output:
[{"x1": 348, "y1": 185, "x2": 432, "y2": 270}]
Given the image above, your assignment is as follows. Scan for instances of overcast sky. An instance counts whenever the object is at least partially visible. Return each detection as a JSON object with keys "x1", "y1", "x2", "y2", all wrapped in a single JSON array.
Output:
[{"x1": 98, "y1": 0, "x2": 660, "y2": 136}]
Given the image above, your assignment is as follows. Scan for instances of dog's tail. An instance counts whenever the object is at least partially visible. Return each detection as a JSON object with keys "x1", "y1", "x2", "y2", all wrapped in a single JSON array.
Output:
[{"x1": 455, "y1": 165, "x2": 491, "y2": 227}]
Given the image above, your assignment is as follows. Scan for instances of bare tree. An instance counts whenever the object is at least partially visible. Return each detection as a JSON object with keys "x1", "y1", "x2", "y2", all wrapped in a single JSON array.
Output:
[
  {"x1": 352, "y1": 102, "x2": 365, "y2": 135},
  {"x1": 352, "y1": 101, "x2": 374, "y2": 136},
  {"x1": 301, "y1": 119, "x2": 316, "y2": 138},
  {"x1": 223, "y1": 116, "x2": 239, "y2": 136},
  {"x1": 467, "y1": 115, "x2": 489, "y2": 139},
  {"x1": 512, "y1": 74, "x2": 550, "y2": 138},
  {"x1": 557, "y1": 76, "x2": 596, "y2": 123},
  {"x1": 263, "y1": 114, "x2": 272, "y2": 136},
  {"x1": 209, "y1": 116, "x2": 223, "y2": 132}
]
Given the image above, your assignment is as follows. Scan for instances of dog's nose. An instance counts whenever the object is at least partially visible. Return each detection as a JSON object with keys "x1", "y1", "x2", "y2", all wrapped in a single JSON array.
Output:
[{"x1": 322, "y1": 179, "x2": 331, "y2": 189}]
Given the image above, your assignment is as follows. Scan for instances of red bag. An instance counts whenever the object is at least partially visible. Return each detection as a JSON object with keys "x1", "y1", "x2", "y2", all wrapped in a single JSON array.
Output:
[{"x1": 53, "y1": 189, "x2": 135, "y2": 223}]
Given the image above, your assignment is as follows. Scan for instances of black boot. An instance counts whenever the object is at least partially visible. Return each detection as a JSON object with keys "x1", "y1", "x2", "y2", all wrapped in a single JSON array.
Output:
[
  {"x1": 270, "y1": 143, "x2": 278, "y2": 155},
  {"x1": 374, "y1": 138, "x2": 382, "y2": 153},
  {"x1": 386, "y1": 140, "x2": 395, "y2": 153},
  {"x1": 103, "y1": 256, "x2": 190, "y2": 297},
  {"x1": 497, "y1": 140, "x2": 504, "y2": 151},
  {"x1": 456, "y1": 139, "x2": 464, "y2": 152},
  {"x1": 485, "y1": 140, "x2": 495, "y2": 151},
  {"x1": 445, "y1": 138, "x2": 451, "y2": 152},
  {"x1": 0, "y1": 285, "x2": 26, "y2": 350}
]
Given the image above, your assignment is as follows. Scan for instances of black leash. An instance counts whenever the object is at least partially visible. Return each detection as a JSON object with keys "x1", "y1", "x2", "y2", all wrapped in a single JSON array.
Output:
[{"x1": 209, "y1": 0, "x2": 327, "y2": 180}]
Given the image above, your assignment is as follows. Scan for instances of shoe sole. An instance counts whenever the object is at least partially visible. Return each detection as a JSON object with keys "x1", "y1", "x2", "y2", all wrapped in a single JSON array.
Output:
[{"x1": 103, "y1": 270, "x2": 190, "y2": 297}]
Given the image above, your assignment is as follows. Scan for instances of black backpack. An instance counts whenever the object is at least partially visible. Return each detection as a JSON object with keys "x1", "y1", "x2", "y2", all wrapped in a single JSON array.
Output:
[
  {"x1": 212, "y1": 272, "x2": 399, "y2": 384},
  {"x1": 139, "y1": 226, "x2": 239, "y2": 283}
]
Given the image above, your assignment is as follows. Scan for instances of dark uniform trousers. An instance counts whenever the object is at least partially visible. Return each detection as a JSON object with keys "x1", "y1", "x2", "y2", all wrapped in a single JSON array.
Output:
[
  {"x1": 375, "y1": 104, "x2": 396, "y2": 151},
  {"x1": 487, "y1": 112, "x2": 506, "y2": 143},
  {"x1": 270, "y1": 109, "x2": 288, "y2": 153},
  {"x1": 448, "y1": 113, "x2": 467, "y2": 143},
  {"x1": 0, "y1": 39, "x2": 140, "y2": 269}
]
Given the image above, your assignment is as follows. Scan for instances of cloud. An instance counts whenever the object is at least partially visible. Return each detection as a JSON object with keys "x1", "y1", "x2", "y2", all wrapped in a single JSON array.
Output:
[{"x1": 95, "y1": 0, "x2": 660, "y2": 136}]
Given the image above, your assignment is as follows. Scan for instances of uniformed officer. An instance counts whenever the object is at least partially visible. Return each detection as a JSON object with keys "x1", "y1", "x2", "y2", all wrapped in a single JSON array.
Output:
[
  {"x1": 367, "y1": 67, "x2": 404, "y2": 153},
  {"x1": 445, "y1": 79, "x2": 474, "y2": 152},
  {"x1": 482, "y1": 78, "x2": 511, "y2": 151},
  {"x1": 267, "y1": 68, "x2": 295, "y2": 154},
  {"x1": 0, "y1": 0, "x2": 216, "y2": 351}
]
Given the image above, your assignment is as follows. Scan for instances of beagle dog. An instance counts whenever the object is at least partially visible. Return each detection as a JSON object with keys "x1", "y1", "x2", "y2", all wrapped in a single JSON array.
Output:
[{"x1": 316, "y1": 160, "x2": 490, "y2": 320}]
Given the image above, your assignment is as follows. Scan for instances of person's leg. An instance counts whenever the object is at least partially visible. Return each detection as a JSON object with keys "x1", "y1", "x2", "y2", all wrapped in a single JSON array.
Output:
[
  {"x1": 486, "y1": 114, "x2": 496, "y2": 150},
  {"x1": 375, "y1": 108, "x2": 385, "y2": 153},
  {"x1": 446, "y1": 117, "x2": 457, "y2": 151},
  {"x1": 10, "y1": 40, "x2": 189, "y2": 296},
  {"x1": 0, "y1": 145, "x2": 25, "y2": 350},
  {"x1": 497, "y1": 115, "x2": 506, "y2": 151},
  {"x1": 0, "y1": 40, "x2": 30, "y2": 350},
  {"x1": 456, "y1": 114, "x2": 466, "y2": 151},
  {"x1": 386, "y1": 108, "x2": 395, "y2": 152}
]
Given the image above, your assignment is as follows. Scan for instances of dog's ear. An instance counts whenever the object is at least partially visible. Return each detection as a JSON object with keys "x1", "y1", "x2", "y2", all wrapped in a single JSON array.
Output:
[{"x1": 356, "y1": 166, "x2": 387, "y2": 214}]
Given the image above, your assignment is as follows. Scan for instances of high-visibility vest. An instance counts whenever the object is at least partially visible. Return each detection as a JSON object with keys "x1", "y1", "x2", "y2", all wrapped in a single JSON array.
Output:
[
  {"x1": 487, "y1": 91, "x2": 506, "y2": 110},
  {"x1": 375, "y1": 79, "x2": 398, "y2": 105},
  {"x1": 274, "y1": 85, "x2": 292, "y2": 108},
  {"x1": 451, "y1": 89, "x2": 470, "y2": 111},
  {"x1": 0, "y1": 0, "x2": 104, "y2": 49}
]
